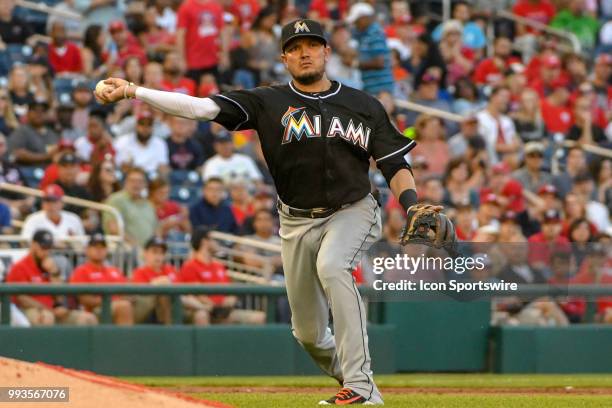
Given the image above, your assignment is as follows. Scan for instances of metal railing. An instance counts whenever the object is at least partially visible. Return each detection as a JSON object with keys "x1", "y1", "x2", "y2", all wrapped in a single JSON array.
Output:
[{"x1": 16, "y1": 0, "x2": 83, "y2": 20}]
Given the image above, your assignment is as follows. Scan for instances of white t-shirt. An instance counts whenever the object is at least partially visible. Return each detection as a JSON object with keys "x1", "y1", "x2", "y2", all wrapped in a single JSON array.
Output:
[
  {"x1": 114, "y1": 134, "x2": 169, "y2": 173},
  {"x1": 21, "y1": 211, "x2": 85, "y2": 241},
  {"x1": 476, "y1": 109, "x2": 518, "y2": 164},
  {"x1": 74, "y1": 136, "x2": 94, "y2": 161},
  {"x1": 202, "y1": 153, "x2": 263, "y2": 183}
]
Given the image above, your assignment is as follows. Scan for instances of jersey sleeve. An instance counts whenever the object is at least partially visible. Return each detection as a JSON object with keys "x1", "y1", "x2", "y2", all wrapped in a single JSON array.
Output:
[
  {"x1": 370, "y1": 100, "x2": 416, "y2": 163},
  {"x1": 209, "y1": 89, "x2": 263, "y2": 131}
]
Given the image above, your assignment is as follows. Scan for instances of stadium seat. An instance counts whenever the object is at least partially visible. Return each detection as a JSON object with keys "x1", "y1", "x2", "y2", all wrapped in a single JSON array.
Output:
[
  {"x1": 170, "y1": 185, "x2": 201, "y2": 206},
  {"x1": 169, "y1": 170, "x2": 203, "y2": 188},
  {"x1": 19, "y1": 167, "x2": 45, "y2": 188},
  {"x1": 5, "y1": 45, "x2": 31, "y2": 66}
]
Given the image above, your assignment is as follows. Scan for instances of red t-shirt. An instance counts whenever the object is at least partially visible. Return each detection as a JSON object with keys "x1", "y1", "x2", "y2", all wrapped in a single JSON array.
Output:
[
  {"x1": 177, "y1": 0, "x2": 224, "y2": 70},
  {"x1": 132, "y1": 264, "x2": 178, "y2": 283},
  {"x1": 116, "y1": 35, "x2": 148, "y2": 68},
  {"x1": 161, "y1": 77, "x2": 197, "y2": 96},
  {"x1": 6, "y1": 254, "x2": 54, "y2": 309},
  {"x1": 512, "y1": 0, "x2": 556, "y2": 33},
  {"x1": 178, "y1": 258, "x2": 229, "y2": 305},
  {"x1": 156, "y1": 200, "x2": 182, "y2": 221},
  {"x1": 527, "y1": 234, "x2": 570, "y2": 265},
  {"x1": 228, "y1": 0, "x2": 261, "y2": 29},
  {"x1": 48, "y1": 42, "x2": 83, "y2": 74},
  {"x1": 309, "y1": 0, "x2": 348, "y2": 20},
  {"x1": 481, "y1": 180, "x2": 524, "y2": 213},
  {"x1": 231, "y1": 203, "x2": 254, "y2": 227},
  {"x1": 473, "y1": 57, "x2": 521, "y2": 85},
  {"x1": 70, "y1": 263, "x2": 127, "y2": 284},
  {"x1": 540, "y1": 99, "x2": 573, "y2": 134}
]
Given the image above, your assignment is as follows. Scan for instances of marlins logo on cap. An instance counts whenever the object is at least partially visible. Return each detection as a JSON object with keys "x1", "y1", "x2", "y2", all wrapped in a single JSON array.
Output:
[
  {"x1": 281, "y1": 19, "x2": 327, "y2": 51},
  {"x1": 294, "y1": 21, "x2": 310, "y2": 33}
]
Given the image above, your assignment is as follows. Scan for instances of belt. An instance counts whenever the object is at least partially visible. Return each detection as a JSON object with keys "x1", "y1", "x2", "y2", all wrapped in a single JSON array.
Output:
[{"x1": 276, "y1": 199, "x2": 341, "y2": 219}]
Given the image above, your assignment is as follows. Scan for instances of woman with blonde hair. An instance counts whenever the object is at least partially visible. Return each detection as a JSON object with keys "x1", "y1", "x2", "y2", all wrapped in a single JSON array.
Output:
[
  {"x1": 0, "y1": 88, "x2": 19, "y2": 136},
  {"x1": 409, "y1": 114, "x2": 450, "y2": 176},
  {"x1": 511, "y1": 88, "x2": 545, "y2": 143}
]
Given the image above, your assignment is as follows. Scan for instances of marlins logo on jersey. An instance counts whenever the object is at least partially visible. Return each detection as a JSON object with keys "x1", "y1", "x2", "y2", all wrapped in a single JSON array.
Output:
[{"x1": 281, "y1": 106, "x2": 371, "y2": 150}]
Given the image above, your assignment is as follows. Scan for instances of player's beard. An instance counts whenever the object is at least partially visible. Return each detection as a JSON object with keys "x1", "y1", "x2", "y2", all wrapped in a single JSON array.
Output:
[{"x1": 293, "y1": 67, "x2": 325, "y2": 86}]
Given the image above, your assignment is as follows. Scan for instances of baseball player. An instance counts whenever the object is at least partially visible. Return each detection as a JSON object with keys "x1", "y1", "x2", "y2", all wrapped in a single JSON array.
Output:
[{"x1": 98, "y1": 19, "x2": 427, "y2": 405}]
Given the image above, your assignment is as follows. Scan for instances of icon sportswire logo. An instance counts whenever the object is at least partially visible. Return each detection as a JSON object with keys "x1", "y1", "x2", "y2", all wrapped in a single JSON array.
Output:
[
  {"x1": 294, "y1": 21, "x2": 310, "y2": 33},
  {"x1": 281, "y1": 106, "x2": 371, "y2": 150}
]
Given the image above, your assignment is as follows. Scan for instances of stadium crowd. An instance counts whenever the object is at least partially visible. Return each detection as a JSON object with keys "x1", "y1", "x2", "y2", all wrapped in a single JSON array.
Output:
[{"x1": 0, "y1": 0, "x2": 611, "y2": 327}]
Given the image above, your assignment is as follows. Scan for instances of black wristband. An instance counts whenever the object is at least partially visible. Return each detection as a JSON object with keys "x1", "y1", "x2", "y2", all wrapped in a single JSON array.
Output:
[{"x1": 398, "y1": 189, "x2": 418, "y2": 212}]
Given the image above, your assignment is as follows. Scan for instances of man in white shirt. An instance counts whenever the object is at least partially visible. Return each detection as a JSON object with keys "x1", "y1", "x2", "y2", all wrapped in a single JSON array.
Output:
[
  {"x1": 21, "y1": 184, "x2": 84, "y2": 242},
  {"x1": 202, "y1": 131, "x2": 262, "y2": 185},
  {"x1": 114, "y1": 109, "x2": 169, "y2": 175},
  {"x1": 476, "y1": 86, "x2": 521, "y2": 164}
]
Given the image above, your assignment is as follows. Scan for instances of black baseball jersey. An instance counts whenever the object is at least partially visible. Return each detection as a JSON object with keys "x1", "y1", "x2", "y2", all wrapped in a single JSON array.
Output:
[{"x1": 210, "y1": 81, "x2": 415, "y2": 209}]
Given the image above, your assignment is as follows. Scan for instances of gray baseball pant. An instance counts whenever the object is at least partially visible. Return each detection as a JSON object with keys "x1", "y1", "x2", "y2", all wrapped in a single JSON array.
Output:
[{"x1": 278, "y1": 194, "x2": 383, "y2": 404}]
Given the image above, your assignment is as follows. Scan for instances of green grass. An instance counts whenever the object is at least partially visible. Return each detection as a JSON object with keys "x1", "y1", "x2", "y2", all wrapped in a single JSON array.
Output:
[
  {"x1": 127, "y1": 373, "x2": 612, "y2": 389},
  {"x1": 124, "y1": 375, "x2": 612, "y2": 408}
]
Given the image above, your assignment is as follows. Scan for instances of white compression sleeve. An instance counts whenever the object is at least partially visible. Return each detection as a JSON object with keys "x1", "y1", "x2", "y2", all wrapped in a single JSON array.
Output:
[{"x1": 134, "y1": 87, "x2": 221, "y2": 121}]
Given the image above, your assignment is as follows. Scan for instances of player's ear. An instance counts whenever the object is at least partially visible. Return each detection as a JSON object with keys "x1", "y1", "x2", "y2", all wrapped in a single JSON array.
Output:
[
  {"x1": 280, "y1": 52, "x2": 288, "y2": 68},
  {"x1": 324, "y1": 45, "x2": 331, "y2": 62}
]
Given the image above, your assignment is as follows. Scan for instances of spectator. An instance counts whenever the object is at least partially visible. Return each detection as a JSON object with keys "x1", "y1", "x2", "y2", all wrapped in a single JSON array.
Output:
[
  {"x1": 21, "y1": 184, "x2": 84, "y2": 242},
  {"x1": 139, "y1": 7, "x2": 175, "y2": 59},
  {"x1": 511, "y1": 88, "x2": 546, "y2": 143},
  {"x1": 437, "y1": 20, "x2": 475, "y2": 85},
  {"x1": 48, "y1": 21, "x2": 83, "y2": 75},
  {"x1": 473, "y1": 37, "x2": 519, "y2": 87},
  {"x1": 246, "y1": 6, "x2": 281, "y2": 85},
  {"x1": 567, "y1": 96, "x2": 607, "y2": 144},
  {"x1": 451, "y1": 78, "x2": 484, "y2": 115},
  {"x1": 74, "y1": 109, "x2": 116, "y2": 165},
  {"x1": 432, "y1": 1, "x2": 486, "y2": 52},
  {"x1": 512, "y1": 0, "x2": 556, "y2": 60},
  {"x1": 484, "y1": 162, "x2": 526, "y2": 214},
  {"x1": 71, "y1": 82, "x2": 94, "y2": 138},
  {"x1": 86, "y1": 158, "x2": 120, "y2": 203},
  {"x1": 592, "y1": 54, "x2": 611, "y2": 111},
  {"x1": 161, "y1": 51, "x2": 197, "y2": 95},
  {"x1": 8, "y1": 65, "x2": 35, "y2": 121},
  {"x1": 142, "y1": 62, "x2": 165, "y2": 91},
  {"x1": 529, "y1": 54, "x2": 565, "y2": 98},
  {"x1": 166, "y1": 116, "x2": 204, "y2": 170},
  {"x1": 454, "y1": 203, "x2": 477, "y2": 241},
  {"x1": 149, "y1": 177, "x2": 190, "y2": 238},
  {"x1": 81, "y1": 24, "x2": 111, "y2": 79},
  {"x1": 104, "y1": 167, "x2": 157, "y2": 247},
  {"x1": 70, "y1": 233, "x2": 134, "y2": 325},
  {"x1": 476, "y1": 86, "x2": 521, "y2": 165},
  {"x1": 178, "y1": 227, "x2": 265, "y2": 324},
  {"x1": 409, "y1": 115, "x2": 449, "y2": 176},
  {"x1": 567, "y1": 217, "x2": 595, "y2": 267},
  {"x1": 189, "y1": 177, "x2": 238, "y2": 234},
  {"x1": 6, "y1": 230, "x2": 97, "y2": 326},
  {"x1": 405, "y1": 34, "x2": 446, "y2": 86},
  {"x1": 565, "y1": 54, "x2": 589, "y2": 89},
  {"x1": 132, "y1": 236, "x2": 178, "y2": 324},
  {"x1": 54, "y1": 100, "x2": 80, "y2": 142},
  {"x1": 9, "y1": 101, "x2": 60, "y2": 165},
  {"x1": 47, "y1": 0, "x2": 83, "y2": 42},
  {"x1": 240, "y1": 209, "x2": 282, "y2": 276},
  {"x1": 553, "y1": 146, "x2": 587, "y2": 197},
  {"x1": 202, "y1": 131, "x2": 262, "y2": 184},
  {"x1": 477, "y1": 193, "x2": 502, "y2": 228},
  {"x1": 0, "y1": 88, "x2": 18, "y2": 137},
  {"x1": 572, "y1": 172, "x2": 611, "y2": 232},
  {"x1": 39, "y1": 139, "x2": 83, "y2": 189},
  {"x1": 448, "y1": 116, "x2": 485, "y2": 158},
  {"x1": 550, "y1": 0, "x2": 600, "y2": 50},
  {"x1": 114, "y1": 109, "x2": 169, "y2": 174},
  {"x1": 540, "y1": 78, "x2": 573, "y2": 136},
  {"x1": 443, "y1": 157, "x2": 479, "y2": 208},
  {"x1": 406, "y1": 68, "x2": 453, "y2": 130},
  {"x1": 0, "y1": 0, "x2": 34, "y2": 45},
  {"x1": 511, "y1": 142, "x2": 552, "y2": 193},
  {"x1": 346, "y1": 2, "x2": 394, "y2": 94},
  {"x1": 0, "y1": 133, "x2": 33, "y2": 215},
  {"x1": 499, "y1": 236, "x2": 547, "y2": 284},
  {"x1": 326, "y1": 23, "x2": 362, "y2": 90},
  {"x1": 498, "y1": 210, "x2": 524, "y2": 242},
  {"x1": 108, "y1": 21, "x2": 147, "y2": 68},
  {"x1": 528, "y1": 209, "x2": 570, "y2": 268},
  {"x1": 176, "y1": 0, "x2": 226, "y2": 85},
  {"x1": 124, "y1": 56, "x2": 144, "y2": 86},
  {"x1": 590, "y1": 159, "x2": 612, "y2": 212},
  {"x1": 420, "y1": 176, "x2": 445, "y2": 206},
  {"x1": 228, "y1": 179, "x2": 255, "y2": 230}
]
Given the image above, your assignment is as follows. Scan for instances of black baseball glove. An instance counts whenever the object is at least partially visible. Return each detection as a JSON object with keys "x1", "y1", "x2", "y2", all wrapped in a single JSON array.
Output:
[{"x1": 399, "y1": 204, "x2": 457, "y2": 248}]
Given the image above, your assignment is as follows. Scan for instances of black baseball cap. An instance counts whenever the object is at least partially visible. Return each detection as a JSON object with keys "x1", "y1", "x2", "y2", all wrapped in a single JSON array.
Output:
[
  {"x1": 145, "y1": 236, "x2": 167, "y2": 251},
  {"x1": 58, "y1": 152, "x2": 78, "y2": 165},
  {"x1": 281, "y1": 19, "x2": 327, "y2": 52},
  {"x1": 88, "y1": 232, "x2": 107, "y2": 247},
  {"x1": 32, "y1": 229, "x2": 54, "y2": 249}
]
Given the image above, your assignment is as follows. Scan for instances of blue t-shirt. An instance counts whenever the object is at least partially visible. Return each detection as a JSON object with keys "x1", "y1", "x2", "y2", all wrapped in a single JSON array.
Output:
[
  {"x1": 432, "y1": 22, "x2": 486, "y2": 49},
  {"x1": 354, "y1": 22, "x2": 394, "y2": 95},
  {"x1": 0, "y1": 202, "x2": 10, "y2": 228}
]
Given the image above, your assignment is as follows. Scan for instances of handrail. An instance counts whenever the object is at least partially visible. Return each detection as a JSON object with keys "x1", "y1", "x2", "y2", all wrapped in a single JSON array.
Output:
[
  {"x1": 563, "y1": 141, "x2": 612, "y2": 160},
  {"x1": 0, "y1": 182, "x2": 125, "y2": 240},
  {"x1": 16, "y1": 0, "x2": 83, "y2": 20},
  {"x1": 394, "y1": 99, "x2": 465, "y2": 123},
  {"x1": 209, "y1": 231, "x2": 281, "y2": 253},
  {"x1": 496, "y1": 9, "x2": 582, "y2": 54}
]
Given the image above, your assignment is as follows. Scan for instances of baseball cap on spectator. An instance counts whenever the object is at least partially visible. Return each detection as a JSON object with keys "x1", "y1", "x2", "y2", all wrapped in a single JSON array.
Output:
[
  {"x1": 280, "y1": 19, "x2": 327, "y2": 51},
  {"x1": 595, "y1": 54, "x2": 611, "y2": 66},
  {"x1": 42, "y1": 184, "x2": 64, "y2": 201},
  {"x1": 537, "y1": 184, "x2": 558, "y2": 197},
  {"x1": 137, "y1": 110, "x2": 154, "y2": 123},
  {"x1": 32, "y1": 229, "x2": 54, "y2": 249},
  {"x1": 501, "y1": 210, "x2": 518, "y2": 222},
  {"x1": 542, "y1": 55, "x2": 561, "y2": 69},
  {"x1": 481, "y1": 193, "x2": 500, "y2": 206},
  {"x1": 524, "y1": 141, "x2": 545, "y2": 156},
  {"x1": 542, "y1": 209, "x2": 561, "y2": 223},
  {"x1": 73, "y1": 81, "x2": 91, "y2": 93},
  {"x1": 214, "y1": 130, "x2": 232, "y2": 143},
  {"x1": 440, "y1": 19, "x2": 462, "y2": 37},
  {"x1": 58, "y1": 139, "x2": 76, "y2": 151},
  {"x1": 28, "y1": 100, "x2": 50, "y2": 110},
  {"x1": 145, "y1": 236, "x2": 168, "y2": 251},
  {"x1": 346, "y1": 3, "x2": 375, "y2": 24},
  {"x1": 58, "y1": 152, "x2": 78, "y2": 166},
  {"x1": 491, "y1": 162, "x2": 510, "y2": 175},
  {"x1": 109, "y1": 21, "x2": 126, "y2": 33},
  {"x1": 88, "y1": 232, "x2": 107, "y2": 247}
]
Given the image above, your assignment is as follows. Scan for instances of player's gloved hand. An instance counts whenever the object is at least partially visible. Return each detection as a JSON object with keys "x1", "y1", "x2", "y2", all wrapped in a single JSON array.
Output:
[{"x1": 399, "y1": 204, "x2": 456, "y2": 248}]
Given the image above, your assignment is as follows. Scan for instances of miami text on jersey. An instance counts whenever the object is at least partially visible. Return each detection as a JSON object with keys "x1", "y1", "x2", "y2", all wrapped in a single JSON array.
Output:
[{"x1": 281, "y1": 106, "x2": 371, "y2": 150}]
